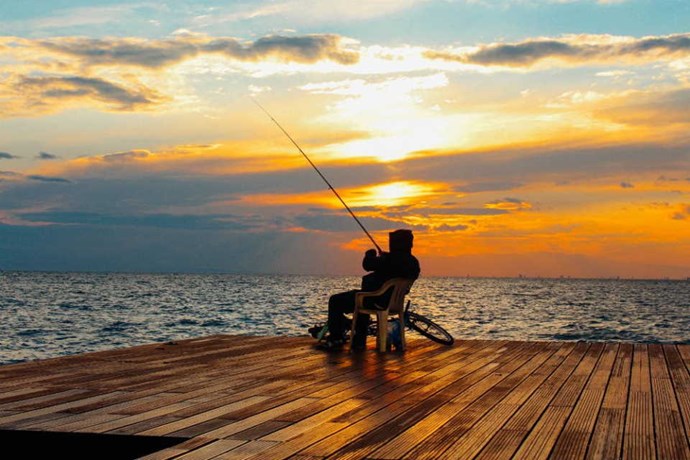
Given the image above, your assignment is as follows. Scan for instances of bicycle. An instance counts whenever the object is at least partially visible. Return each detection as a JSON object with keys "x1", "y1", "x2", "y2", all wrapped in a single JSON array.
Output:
[{"x1": 309, "y1": 300, "x2": 454, "y2": 347}]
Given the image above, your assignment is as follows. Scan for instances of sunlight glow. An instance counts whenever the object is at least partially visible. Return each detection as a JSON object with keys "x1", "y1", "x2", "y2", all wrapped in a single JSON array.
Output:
[{"x1": 349, "y1": 180, "x2": 438, "y2": 207}]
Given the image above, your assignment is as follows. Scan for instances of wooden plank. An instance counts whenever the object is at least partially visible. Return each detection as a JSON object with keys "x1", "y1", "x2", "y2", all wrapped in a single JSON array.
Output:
[
  {"x1": 266, "y1": 341, "x2": 517, "y2": 459},
  {"x1": 139, "y1": 396, "x2": 272, "y2": 437},
  {"x1": 314, "y1": 341, "x2": 539, "y2": 460},
  {"x1": 2, "y1": 335, "x2": 689, "y2": 460},
  {"x1": 507, "y1": 342, "x2": 605, "y2": 460},
  {"x1": 213, "y1": 440, "x2": 278, "y2": 460},
  {"x1": 194, "y1": 397, "x2": 321, "y2": 439},
  {"x1": 83, "y1": 401, "x2": 201, "y2": 434},
  {"x1": 0, "y1": 391, "x2": 124, "y2": 426},
  {"x1": 586, "y1": 408, "x2": 626, "y2": 460},
  {"x1": 549, "y1": 342, "x2": 619, "y2": 459},
  {"x1": 175, "y1": 439, "x2": 247, "y2": 460},
  {"x1": 665, "y1": 345, "x2": 690, "y2": 446},
  {"x1": 623, "y1": 344, "x2": 655, "y2": 460},
  {"x1": 678, "y1": 344, "x2": 690, "y2": 372},
  {"x1": 0, "y1": 388, "x2": 91, "y2": 411},
  {"x1": 375, "y1": 342, "x2": 561, "y2": 459},
  {"x1": 230, "y1": 420, "x2": 292, "y2": 440},
  {"x1": 137, "y1": 437, "x2": 216, "y2": 460},
  {"x1": 512, "y1": 406, "x2": 572, "y2": 460},
  {"x1": 649, "y1": 344, "x2": 690, "y2": 460},
  {"x1": 0, "y1": 387, "x2": 51, "y2": 404},
  {"x1": 262, "y1": 398, "x2": 368, "y2": 442},
  {"x1": 24, "y1": 394, "x2": 166, "y2": 430},
  {"x1": 477, "y1": 342, "x2": 591, "y2": 460},
  {"x1": 587, "y1": 342, "x2": 632, "y2": 460}
]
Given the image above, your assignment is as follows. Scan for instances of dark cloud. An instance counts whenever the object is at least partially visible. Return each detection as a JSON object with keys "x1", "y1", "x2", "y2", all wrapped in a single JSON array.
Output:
[
  {"x1": 620, "y1": 182, "x2": 634, "y2": 188},
  {"x1": 36, "y1": 34, "x2": 359, "y2": 68},
  {"x1": 405, "y1": 142, "x2": 690, "y2": 187},
  {"x1": 27, "y1": 175, "x2": 71, "y2": 183},
  {"x1": 468, "y1": 40, "x2": 581, "y2": 66},
  {"x1": 0, "y1": 152, "x2": 19, "y2": 159},
  {"x1": 38, "y1": 37, "x2": 198, "y2": 68},
  {"x1": 15, "y1": 75, "x2": 164, "y2": 111},
  {"x1": 205, "y1": 35, "x2": 359, "y2": 64},
  {"x1": 37, "y1": 152, "x2": 59, "y2": 160},
  {"x1": 435, "y1": 224, "x2": 469, "y2": 232},
  {"x1": 671, "y1": 205, "x2": 690, "y2": 220},
  {"x1": 424, "y1": 33, "x2": 690, "y2": 67},
  {"x1": 0, "y1": 171, "x2": 70, "y2": 184}
]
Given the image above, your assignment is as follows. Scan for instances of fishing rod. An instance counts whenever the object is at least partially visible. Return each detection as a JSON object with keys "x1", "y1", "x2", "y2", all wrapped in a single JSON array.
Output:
[{"x1": 251, "y1": 97, "x2": 383, "y2": 254}]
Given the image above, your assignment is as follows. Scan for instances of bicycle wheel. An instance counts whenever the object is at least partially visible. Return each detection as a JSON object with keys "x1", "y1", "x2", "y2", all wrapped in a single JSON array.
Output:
[{"x1": 407, "y1": 312, "x2": 454, "y2": 346}]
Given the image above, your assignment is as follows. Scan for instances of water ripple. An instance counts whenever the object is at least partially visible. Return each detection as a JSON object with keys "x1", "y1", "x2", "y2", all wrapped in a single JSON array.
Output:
[{"x1": 0, "y1": 272, "x2": 688, "y2": 364}]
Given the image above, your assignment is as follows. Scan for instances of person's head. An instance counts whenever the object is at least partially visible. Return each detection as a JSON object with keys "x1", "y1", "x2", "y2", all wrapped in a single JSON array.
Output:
[{"x1": 389, "y1": 229, "x2": 414, "y2": 253}]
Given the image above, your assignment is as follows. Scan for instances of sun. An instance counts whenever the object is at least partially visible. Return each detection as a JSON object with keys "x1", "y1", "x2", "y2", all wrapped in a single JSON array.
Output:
[{"x1": 348, "y1": 180, "x2": 437, "y2": 207}]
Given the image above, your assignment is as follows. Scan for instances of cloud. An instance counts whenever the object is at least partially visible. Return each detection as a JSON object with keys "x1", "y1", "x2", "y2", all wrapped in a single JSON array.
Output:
[
  {"x1": 406, "y1": 142, "x2": 690, "y2": 187},
  {"x1": 33, "y1": 34, "x2": 359, "y2": 68},
  {"x1": 424, "y1": 33, "x2": 690, "y2": 68},
  {"x1": 671, "y1": 205, "x2": 690, "y2": 220},
  {"x1": 2, "y1": 75, "x2": 166, "y2": 117},
  {"x1": 36, "y1": 37, "x2": 199, "y2": 68},
  {"x1": 37, "y1": 152, "x2": 59, "y2": 160},
  {"x1": 101, "y1": 150, "x2": 151, "y2": 162},
  {"x1": 434, "y1": 223, "x2": 469, "y2": 232},
  {"x1": 0, "y1": 170, "x2": 71, "y2": 184},
  {"x1": 0, "y1": 152, "x2": 19, "y2": 159},
  {"x1": 27, "y1": 175, "x2": 72, "y2": 184},
  {"x1": 485, "y1": 197, "x2": 532, "y2": 211},
  {"x1": 204, "y1": 35, "x2": 359, "y2": 65},
  {"x1": 0, "y1": 170, "x2": 21, "y2": 181},
  {"x1": 595, "y1": 88, "x2": 690, "y2": 126}
]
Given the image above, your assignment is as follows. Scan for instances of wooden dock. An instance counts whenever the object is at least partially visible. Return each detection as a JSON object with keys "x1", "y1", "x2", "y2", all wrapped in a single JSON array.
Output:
[{"x1": 1, "y1": 335, "x2": 689, "y2": 459}]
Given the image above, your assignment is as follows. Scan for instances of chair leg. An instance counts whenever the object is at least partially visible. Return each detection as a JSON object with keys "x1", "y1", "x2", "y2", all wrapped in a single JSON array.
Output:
[
  {"x1": 350, "y1": 309, "x2": 358, "y2": 351},
  {"x1": 377, "y1": 311, "x2": 388, "y2": 352}
]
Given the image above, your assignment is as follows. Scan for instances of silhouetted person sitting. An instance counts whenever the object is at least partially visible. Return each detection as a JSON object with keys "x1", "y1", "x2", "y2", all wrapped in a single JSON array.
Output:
[{"x1": 317, "y1": 229, "x2": 420, "y2": 351}]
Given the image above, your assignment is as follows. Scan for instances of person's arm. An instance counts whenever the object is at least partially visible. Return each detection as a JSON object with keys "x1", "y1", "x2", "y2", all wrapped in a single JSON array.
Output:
[{"x1": 362, "y1": 249, "x2": 387, "y2": 272}]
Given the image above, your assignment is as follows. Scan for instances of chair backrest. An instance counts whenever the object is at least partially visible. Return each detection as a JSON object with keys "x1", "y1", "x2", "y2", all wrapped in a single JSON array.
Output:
[{"x1": 382, "y1": 278, "x2": 415, "y2": 314}]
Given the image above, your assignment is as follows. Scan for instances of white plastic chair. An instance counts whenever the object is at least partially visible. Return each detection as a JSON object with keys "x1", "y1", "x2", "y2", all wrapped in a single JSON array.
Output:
[{"x1": 351, "y1": 278, "x2": 415, "y2": 352}]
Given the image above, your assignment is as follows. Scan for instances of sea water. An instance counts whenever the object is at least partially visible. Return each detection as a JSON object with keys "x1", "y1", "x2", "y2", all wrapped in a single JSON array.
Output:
[{"x1": 0, "y1": 272, "x2": 688, "y2": 364}]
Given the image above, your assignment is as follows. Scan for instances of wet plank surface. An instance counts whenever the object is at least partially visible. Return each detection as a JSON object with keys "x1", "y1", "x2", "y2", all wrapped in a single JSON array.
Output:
[{"x1": 0, "y1": 336, "x2": 688, "y2": 459}]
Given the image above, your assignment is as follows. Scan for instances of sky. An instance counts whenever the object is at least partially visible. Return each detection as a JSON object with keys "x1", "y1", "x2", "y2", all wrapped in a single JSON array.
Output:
[{"x1": 1, "y1": 0, "x2": 689, "y2": 278}]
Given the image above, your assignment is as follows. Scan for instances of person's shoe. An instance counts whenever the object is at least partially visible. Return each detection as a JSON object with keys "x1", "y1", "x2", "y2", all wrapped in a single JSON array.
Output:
[
  {"x1": 308, "y1": 325, "x2": 326, "y2": 339},
  {"x1": 315, "y1": 335, "x2": 345, "y2": 351}
]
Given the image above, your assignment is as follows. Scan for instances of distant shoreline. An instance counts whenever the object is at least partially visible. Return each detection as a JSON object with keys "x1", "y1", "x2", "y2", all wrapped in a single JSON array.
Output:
[{"x1": 1, "y1": 269, "x2": 688, "y2": 282}]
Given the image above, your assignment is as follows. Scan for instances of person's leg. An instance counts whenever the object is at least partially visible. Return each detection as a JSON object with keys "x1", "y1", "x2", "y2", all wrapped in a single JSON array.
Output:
[
  {"x1": 327, "y1": 290, "x2": 358, "y2": 340},
  {"x1": 352, "y1": 312, "x2": 370, "y2": 350}
]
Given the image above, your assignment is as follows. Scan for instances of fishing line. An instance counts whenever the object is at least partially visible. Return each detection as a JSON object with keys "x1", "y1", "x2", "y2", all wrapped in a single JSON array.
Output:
[{"x1": 251, "y1": 96, "x2": 383, "y2": 253}]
